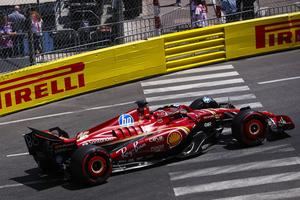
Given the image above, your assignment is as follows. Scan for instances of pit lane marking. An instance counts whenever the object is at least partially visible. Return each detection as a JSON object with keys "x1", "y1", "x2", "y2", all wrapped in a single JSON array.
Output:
[
  {"x1": 0, "y1": 101, "x2": 134, "y2": 126},
  {"x1": 258, "y1": 75, "x2": 300, "y2": 84}
]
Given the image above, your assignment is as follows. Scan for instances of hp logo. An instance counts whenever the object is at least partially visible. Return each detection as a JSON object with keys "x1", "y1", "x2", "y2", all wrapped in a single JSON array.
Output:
[{"x1": 118, "y1": 114, "x2": 134, "y2": 127}]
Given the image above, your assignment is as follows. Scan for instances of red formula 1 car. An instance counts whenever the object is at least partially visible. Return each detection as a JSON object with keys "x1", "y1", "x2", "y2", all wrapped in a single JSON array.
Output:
[{"x1": 24, "y1": 97, "x2": 295, "y2": 185}]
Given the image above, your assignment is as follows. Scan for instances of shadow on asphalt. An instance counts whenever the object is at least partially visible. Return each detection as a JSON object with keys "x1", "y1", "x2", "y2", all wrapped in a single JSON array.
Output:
[
  {"x1": 10, "y1": 168, "x2": 64, "y2": 191},
  {"x1": 9, "y1": 132, "x2": 291, "y2": 191}
]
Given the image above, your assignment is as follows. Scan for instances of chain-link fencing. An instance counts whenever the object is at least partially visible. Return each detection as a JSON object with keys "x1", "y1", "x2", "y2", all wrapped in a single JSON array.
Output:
[
  {"x1": 162, "y1": 0, "x2": 300, "y2": 32},
  {"x1": 0, "y1": 0, "x2": 299, "y2": 73},
  {"x1": 0, "y1": 0, "x2": 156, "y2": 73}
]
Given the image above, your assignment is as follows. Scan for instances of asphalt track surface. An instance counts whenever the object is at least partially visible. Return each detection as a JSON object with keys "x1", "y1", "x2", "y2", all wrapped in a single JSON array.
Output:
[{"x1": 0, "y1": 49, "x2": 300, "y2": 200}]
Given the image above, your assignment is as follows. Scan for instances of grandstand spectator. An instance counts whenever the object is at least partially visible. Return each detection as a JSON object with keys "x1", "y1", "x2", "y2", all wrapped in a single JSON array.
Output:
[
  {"x1": 220, "y1": 0, "x2": 239, "y2": 22},
  {"x1": 0, "y1": 14, "x2": 16, "y2": 58},
  {"x1": 8, "y1": 5, "x2": 26, "y2": 56},
  {"x1": 212, "y1": 0, "x2": 226, "y2": 23},
  {"x1": 195, "y1": 1, "x2": 208, "y2": 27},
  {"x1": 30, "y1": 11, "x2": 43, "y2": 54},
  {"x1": 190, "y1": 0, "x2": 197, "y2": 24}
]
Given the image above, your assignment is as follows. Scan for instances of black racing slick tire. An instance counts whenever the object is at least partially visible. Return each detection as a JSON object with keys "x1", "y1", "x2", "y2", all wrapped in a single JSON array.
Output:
[
  {"x1": 232, "y1": 109, "x2": 268, "y2": 146},
  {"x1": 70, "y1": 145, "x2": 112, "y2": 185}
]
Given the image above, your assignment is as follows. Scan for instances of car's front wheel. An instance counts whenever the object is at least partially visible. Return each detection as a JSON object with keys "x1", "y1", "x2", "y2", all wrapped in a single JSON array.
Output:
[
  {"x1": 232, "y1": 109, "x2": 268, "y2": 146},
  {"x1": 70, "y1": 145, "x2": 112, "y2": 185}
]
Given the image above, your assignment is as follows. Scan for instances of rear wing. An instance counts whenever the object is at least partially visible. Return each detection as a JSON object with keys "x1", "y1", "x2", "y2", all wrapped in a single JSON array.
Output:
[{"x1": 24, "y1": 127, "x2": 70, "y2": 155}]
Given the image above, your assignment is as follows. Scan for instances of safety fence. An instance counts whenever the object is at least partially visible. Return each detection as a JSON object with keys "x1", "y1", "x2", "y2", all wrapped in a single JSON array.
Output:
[
  {"x1": 1, "y1": 1, "x2": 300, "y2": 74},
  {"x1": 0, "y1": 12, "x2": 299, "y2": 116}
]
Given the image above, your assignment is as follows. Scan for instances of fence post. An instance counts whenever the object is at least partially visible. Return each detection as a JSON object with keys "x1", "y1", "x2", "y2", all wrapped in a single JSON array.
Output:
[
  {"x1": 257, "y1": 0, "x2": 260, "y2": 10},
  {"x1": 26, "y1": 7, "x2": 36, "y2": 65},
  {"x1": 112, "y1": 0, "x2": 124, "y2": 44},
  {"x1": 153, "y1": 0, "x2": 161, "y2": 36},
  {"x1": 189, "y1": 0, "x2": 193, "y2": 27}
]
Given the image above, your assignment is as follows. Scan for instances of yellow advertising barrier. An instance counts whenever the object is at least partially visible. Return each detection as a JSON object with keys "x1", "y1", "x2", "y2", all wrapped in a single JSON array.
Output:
[
  {"x1": 225, "y1": 13, "x2": 300, "y2": 59},
  {"x1": 1, "y1": 12, "x2": 299, "y2": 116},
  {"x1": 0, "y1": 38, "x2": 165, "y2": 116},
  {"x1": 162, "y1": 25, "x2": 226, "y2": 73}
]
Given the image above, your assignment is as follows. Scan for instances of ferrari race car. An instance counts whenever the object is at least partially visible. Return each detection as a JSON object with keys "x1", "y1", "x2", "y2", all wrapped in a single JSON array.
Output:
[{"x1": 24, "y1": 97, "x2": 295, "y2": 185}]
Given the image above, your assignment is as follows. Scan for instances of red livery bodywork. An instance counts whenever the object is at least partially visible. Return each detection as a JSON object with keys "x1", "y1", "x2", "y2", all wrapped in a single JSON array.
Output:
[{"x1": 24, "y1": 98, "x2": 295, "y2": 185}]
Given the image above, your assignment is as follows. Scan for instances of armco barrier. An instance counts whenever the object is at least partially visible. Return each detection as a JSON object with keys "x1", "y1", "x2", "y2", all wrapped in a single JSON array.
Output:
[
  {"x1": 225, "y1": 13, "x2": 300, "y2": 59},
  {"x1": 0, "y1": 12, "x2": 299, "y2": 116},
  {"x1": 162, "y1": 25, "x2": 226, "y2": 73},
  {"x1": 0, "y1": 38, "x2": 165, "y2": 116}
]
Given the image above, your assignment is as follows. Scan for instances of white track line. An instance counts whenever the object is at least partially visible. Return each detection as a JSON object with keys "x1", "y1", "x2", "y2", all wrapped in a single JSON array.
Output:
[
  {"x1": 141, "y1": 71, "x2": 239, "y2": 87},
  {"x1": 0, "y1": 183, "x2": 24, "y2": 189},
  {"x1": 173, "y1": 171, "x2": 300, "y2": 196},
  {"x1": 214, "y1": 188, "x2": 300, "y2": 200},
  {"x1": 164, "y1": 65, "x2": 234, "y2": 77},
  {"x1": 146, "y1": 86, "x2": 250, "y2": 102},
  {"x1": 0, "y1": 112, "x2": 75, "y2": 126},
  {"x1": 0, "y1": 101, "x2": 134, "y2": 126},
  {"x1": 84, "y1": 101, "x2": 135, "y2": 110},
  {"x1": 143, "y1": 78, "x2": 245, "y2": 94},
  {"x1": 170, "y1": 156, "x2": 300, "y2": 181},
  {"x1": 168, "y1": 144, "x2": 294, "y2": 166},
  {"x1": 149, "y1": 94, "x2": 257, "y2": 110},
  {"x1": 6, "y1": 152, "x2": 29, "y2": 157},
  {"x1": 235, "y1": 102, "x2": 263, "y2": 109},
  {"x1": 258, "y1": 76, "x2": 300, "y2": 84},
  {"x1": 0, "y1": 179, "x2": 61, "y2": 190}
]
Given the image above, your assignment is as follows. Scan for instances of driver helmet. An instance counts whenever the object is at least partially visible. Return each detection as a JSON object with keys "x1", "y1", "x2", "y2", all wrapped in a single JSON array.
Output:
[{"x1": 201, "y1": 96, "x2": 219, "y2": 108}]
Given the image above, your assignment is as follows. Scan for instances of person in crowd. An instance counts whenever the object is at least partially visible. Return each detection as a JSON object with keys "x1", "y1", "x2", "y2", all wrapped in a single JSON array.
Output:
[
  {"x1": 195, "y1": 1, "x2": 208, "y2": 27},
  {"x1": 236, "y1": 0, "x2": 256, "y2": 20},
  {"x1": 30, "y1": 11, "x2": 43, "y2": 54},
  {"x1": 201, "y1": 1, "x2": 208, "y2": 26},
  {"x1": 212, "y1": 0, "x2": 226, "y2": 23},
  {"x1": 8, "y1": 5, "x2": 26, "y2": 56},
  {"x1": 220, "y1": 0, "x2": 239, "y2": 22},
  {"x1": 190, "y1": 0, "x2": 197, "y2": 25},
  {"x1": 0, "y1": 14, "x2": 16, "y2": 58},
  {"x1": 176, "y1": 0, "x2": 182, "y2": 7}
]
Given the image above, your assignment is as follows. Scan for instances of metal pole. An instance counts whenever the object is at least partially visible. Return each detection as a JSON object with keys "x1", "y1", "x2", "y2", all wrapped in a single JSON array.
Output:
[
  {"x1": 153, "y1": 0, "x2": 161, "y2": 36},
  {"x1": 112, "y1": 0, "x2": 124, "y2": 44},
  {"x1": 189, "y1": 0, "x2": 193, "y2": 27},
  {"x1": 37, "y1": 0, "x2": 40, "y2": 13},
  {"x1": 257, "y1": 0, "x2": 261, "y2": 12},
  {"x1": 27, "y1": 6, "x2": 36, "y2": 65}
]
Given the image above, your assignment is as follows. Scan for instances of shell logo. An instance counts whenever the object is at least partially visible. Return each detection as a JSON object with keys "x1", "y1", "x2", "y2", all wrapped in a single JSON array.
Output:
[{"x1": 167, "y1": 131, "x2": 182, "y2": 148}]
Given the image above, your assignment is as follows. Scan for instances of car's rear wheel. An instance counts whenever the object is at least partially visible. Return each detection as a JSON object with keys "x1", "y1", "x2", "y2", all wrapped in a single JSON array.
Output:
[
  {"x1": 232, "y1": 109, "x2": 268, "y2": 146},
  {"x1": 70, "y1": 145, "x2": 112, "y2": 185}
]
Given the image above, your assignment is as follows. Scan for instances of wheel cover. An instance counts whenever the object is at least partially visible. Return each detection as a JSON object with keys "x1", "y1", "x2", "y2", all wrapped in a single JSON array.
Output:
[
  {"x1": 244, "y1": 119, "x2": 265, "y2": 140},
  {"x1": 87, "y1": 156, "x2": 107, "y2": 177}
]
